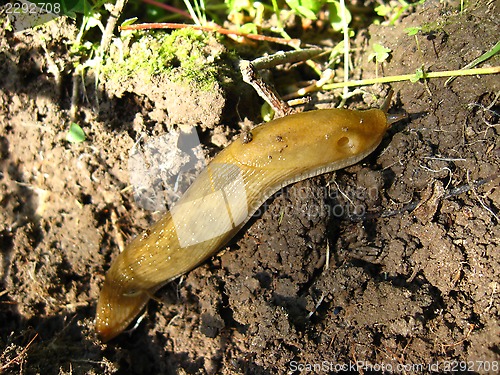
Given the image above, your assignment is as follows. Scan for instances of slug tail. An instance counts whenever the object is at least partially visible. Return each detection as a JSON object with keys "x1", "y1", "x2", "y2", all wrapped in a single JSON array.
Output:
[
  {"x1": 96, "y1": 282, "x2": 151, "y2": 342},
  {"x1": 380, "y1": 89, "x2": 394, "y2": 113},
  {"x1": 387, "y1": 112, "x2": 408, "y2": 125},
  {"x1": 381, "y1": 89, "x2": 407, "y2": 126}
]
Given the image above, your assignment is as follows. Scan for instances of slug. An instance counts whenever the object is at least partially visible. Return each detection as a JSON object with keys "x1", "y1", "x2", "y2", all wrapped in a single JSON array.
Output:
[{"x1": 96, "y1": 93, "x2": 403, "y2": 341}]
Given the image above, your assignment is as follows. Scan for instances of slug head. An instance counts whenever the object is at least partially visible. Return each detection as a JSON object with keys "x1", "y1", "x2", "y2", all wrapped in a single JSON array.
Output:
[{"x1": 229, "y1": 108, "x2": 392, "y2": 172}]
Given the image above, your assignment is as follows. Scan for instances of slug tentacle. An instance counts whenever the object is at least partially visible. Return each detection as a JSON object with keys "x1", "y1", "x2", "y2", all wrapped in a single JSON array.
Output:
[{"x1": 96, "y1": 96, "x2": 400, "y2": 341}]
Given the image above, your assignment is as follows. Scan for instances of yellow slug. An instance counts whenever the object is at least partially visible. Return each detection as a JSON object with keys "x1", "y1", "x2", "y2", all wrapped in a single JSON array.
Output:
[{"x1": 96, "y1": 94, "x2": 402, "y2": 341}]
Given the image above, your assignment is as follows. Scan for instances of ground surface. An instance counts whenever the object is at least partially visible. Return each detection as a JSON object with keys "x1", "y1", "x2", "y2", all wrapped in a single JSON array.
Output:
[{"x1": 0, "y1": 0, "x2": 499, "y2": 374}]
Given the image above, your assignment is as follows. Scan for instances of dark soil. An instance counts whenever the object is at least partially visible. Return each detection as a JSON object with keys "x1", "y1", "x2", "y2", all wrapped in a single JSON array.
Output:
[{"x1": 1, "y1": 1, "x2": 499, "y2": 374}]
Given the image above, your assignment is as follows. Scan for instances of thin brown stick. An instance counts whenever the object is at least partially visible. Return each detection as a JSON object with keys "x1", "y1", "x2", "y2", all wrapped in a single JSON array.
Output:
[
  {"x1": 239, "y1": 60, "x2": 294, "y2": 118},
  {"x1": 0, "y1": 333, "x2": 38, "y2": 371},
  {"x1": 250, "y1": 49, "x2": 324, "y2": 70},
  {"x1": 120, "y1": 22, "x2": 301, "y2": 47}
]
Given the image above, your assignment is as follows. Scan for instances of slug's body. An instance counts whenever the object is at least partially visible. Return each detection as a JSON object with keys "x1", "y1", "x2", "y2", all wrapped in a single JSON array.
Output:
[{"x1": 97, "y1": 100, "x2": 400, "y2": 341}]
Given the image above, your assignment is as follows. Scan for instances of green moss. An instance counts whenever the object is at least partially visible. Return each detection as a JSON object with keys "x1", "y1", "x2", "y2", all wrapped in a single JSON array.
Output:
[
  {"x1": 103, "y1": 28, "x2": 231, "y2": 91},
  {"x1": 418, "y1": 5, "x2": 471, "y2": 35},
  {"x1": 419, "y1": 20, "x2": 446, "y2": 35}
]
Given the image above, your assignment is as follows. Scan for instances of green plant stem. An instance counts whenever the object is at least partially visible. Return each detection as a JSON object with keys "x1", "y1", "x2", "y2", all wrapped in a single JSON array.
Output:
[
  {"x1": 182, "y1": 0, "x2": 201, "y2": 25},
  {"x1": 270, "y1": 0, "x2": 284, "y2": 32},
  {"x1": 445, "y1": 40, "x2": 500, "y2": 86},
  {"x1": 340, "y1": 0, "x2": 349, "y2": 99},
  {"x1": 322, "y1": 66, "x2": 500, "y2": 90}
]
